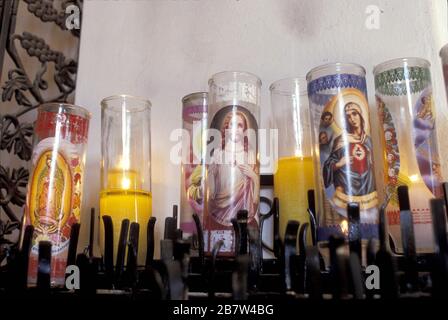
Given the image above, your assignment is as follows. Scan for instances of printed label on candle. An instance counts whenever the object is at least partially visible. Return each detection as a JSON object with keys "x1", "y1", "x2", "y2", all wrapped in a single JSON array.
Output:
[
  {"x1": 318, "y1": 89, "x2": 378, "y2": 215},
  {"x1": 375, "y1": 65, "x2": 442, "y2": 253},
  {"x1": 212, "y1": 81, "x2": 258, "y2": 105},
  {"x1": 35, "y1": 111, "x2": 89, "y2": 144},
  {"x1": 308, "y1": 74, "x2": 379, "y2": 241},
  {"x1": 25, "y1": 137, "x2": 84, "y2": 286},
  {"x1": 180, "y1": 104, "x2": 207, "y2": 234},
  {"x1": 412, "y1": 89, "x2": 442, "y2": 195},
  {"x1": 204, "y1": 105, "x2": 259, "y2": 254}
]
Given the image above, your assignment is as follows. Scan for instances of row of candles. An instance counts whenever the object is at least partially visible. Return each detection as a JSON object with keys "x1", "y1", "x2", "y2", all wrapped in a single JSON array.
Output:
[{"x1": 20, "y1": 48, "x2": 448, "y2": 286}]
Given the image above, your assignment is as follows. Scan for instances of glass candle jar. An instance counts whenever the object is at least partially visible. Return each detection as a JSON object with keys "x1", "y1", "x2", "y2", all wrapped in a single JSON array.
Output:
[
  {"x1": 100, "y1": 95, "x2": 152, "y2": 265},
  {"x1": 204, "y1": 71, "x2": 261, "y2": 255},
  {"x1": 23, "y1": 103, "x2": 90, "y2": 287},
  {"x1": 374, "y1": 57, "x2": 442, "y2": 253},
  {"x1": 270, "y1": 78, "x2": 315, "y2": 239},
  {"x1": 180, "y1": 92, "x2": 208, "y2": 239},
  {"x1": 307, "y1": 63, "x2": 379, "y2": 244}
]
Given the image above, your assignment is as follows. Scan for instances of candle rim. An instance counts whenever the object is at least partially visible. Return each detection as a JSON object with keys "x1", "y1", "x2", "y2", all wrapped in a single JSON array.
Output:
[{"x1": 101, "y1": 94, "x2": 152, "y2": 113}]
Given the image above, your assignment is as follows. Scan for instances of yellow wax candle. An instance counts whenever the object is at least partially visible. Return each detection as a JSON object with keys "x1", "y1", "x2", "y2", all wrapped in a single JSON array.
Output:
[
  {"x1": 274, "y1": 156, "x2": 315, "y2": 240},
  {"x1": 100, "y1": 169, "x2": 152, "y2": 266},
  {"x1": 106, "y1": 169, "x2": 140, "y2": 190}
]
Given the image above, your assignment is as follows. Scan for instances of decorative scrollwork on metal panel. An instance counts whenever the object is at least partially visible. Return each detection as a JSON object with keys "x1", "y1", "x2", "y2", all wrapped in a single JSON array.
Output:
[{"x1": 0, "y1": 0, "x2": 82, "y2": 264}]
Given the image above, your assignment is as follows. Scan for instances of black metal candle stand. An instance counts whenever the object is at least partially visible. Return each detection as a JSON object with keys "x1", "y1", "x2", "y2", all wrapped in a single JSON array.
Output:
[{"x1": 2, "y1": 176, "x2": 448, "y2": 301}]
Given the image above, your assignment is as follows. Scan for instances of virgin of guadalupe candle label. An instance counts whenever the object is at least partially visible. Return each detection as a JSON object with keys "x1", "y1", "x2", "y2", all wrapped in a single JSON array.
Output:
[
  {"x1": 181, "y1": 104, "x2": 207, "y2": 234},
  {"x1": 204, "y1": 105, "x2": 259, "y2": 255},
  {"x1": 375, "y1": 66, "x2": 442, "y2": 252},
  {"x1": 25, "y1": 110, "x2": 88, "y2": 286},
  {"x1": 308, "y1": 74, "x2": 379, "y2": 240}
]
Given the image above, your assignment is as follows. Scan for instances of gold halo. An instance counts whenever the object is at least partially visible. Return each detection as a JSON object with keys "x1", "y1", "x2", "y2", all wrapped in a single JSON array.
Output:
[{"x1": 323, "y1": 88, "x2": 370, "y2": 135}]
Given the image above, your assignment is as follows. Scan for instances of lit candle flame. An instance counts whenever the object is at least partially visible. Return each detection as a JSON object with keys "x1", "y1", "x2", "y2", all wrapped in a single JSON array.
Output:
[
  {"x1": 121, "y1": 176, "x2": 131, "y2": 190},
  {"x1": 409, "y1": 174, "x2": 419, "y2": 182},
  {"x1": 118, "y1": 155, "x2": 132, "y2": 189},
  {"x1": 340, "y1": 220, "x2": 349, "y2": 235},
  {"x1": 294, "y1": 149, "x2": 304, "y2": 158}
]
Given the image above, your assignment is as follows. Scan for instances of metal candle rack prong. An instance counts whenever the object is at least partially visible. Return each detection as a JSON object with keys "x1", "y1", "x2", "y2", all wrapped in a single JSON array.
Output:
[
  {"x1": 248, "y1": 224, "x2": 262, "y2": 291},
  {"x1": 297, "y1": 222, "x2": 309, "y2": 293},
  {"x1": 273, "y1": 197, "x2": 281, "y2": 258},
  {"x1": 307, "y1": 189, "x2": 317, "y2": 246},
  {"x1": 236, "y1": 210, "x2": 248, "y2": 255},
  {"x1": 115, "y1": 219, "x2": 130, "y2": 288},
  {"x1": 304, "y1": 246, "x2": 322, "y2": 299},
  {"x1": 347, "y1": 202, "x2": 361, "y2": 260},
  {"x1": 145, "y1": 217, "x2": 157, "y2": 268},
  {"x1": 125, "y1": 222, "x2": 140, "y2": 289},
  {"x1": 397, "y1": 185, "x2": 419, "y2": 292},
  {"x1": 22, "y1": 226, "x2": 35, "y2": 289},
  {"x1": 328, "y1": 234, "x2": 348, "y2": 299},
  {"x1": 192, "y1": 213, "x2": 205, "y2": 270},
  {"x1": 429, "y1": 198, "x2": 448, "y2": 297},
  {"x1": 102, "y1": 215, "x2": 114, "y2": 286},
  {"x1": 36, "y1": 241, "x2": 52, "y2": 292},
  {"x1": 233, "y1": 255, "x2": 250, "y2": 300},
  {"x1": 283, "y1": 220, "x2": 300, "y2": 294},
  {"x1": 4, "y1": 176, "x2": 448, "y2": 301},
  {"x1": 208, "y1": 240, "x2": 224, "y2": 298}
]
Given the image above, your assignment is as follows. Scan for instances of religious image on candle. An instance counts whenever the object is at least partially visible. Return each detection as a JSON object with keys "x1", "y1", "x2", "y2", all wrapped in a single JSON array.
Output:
[
  {"x1": 180, "y1": 93, "x2": 208, "y2": 237},
  {"x1": 319, "y1": 89, "x2": 378, "y2": 221},
  {"x1": 26, "y1": 141, "x2": 82, "y2": 286},
  {"x1": 412, "y1": 90, "x2": 443, "y2": 193},
  {"x1": 24, "y1": 104, "x2": 90, "y2": 287},
  {"x1": 307, "y1": 64, "x2": 379, "y2": 242},
  {"x1": 374, "y1": 58, "x2": 443, "y2": 253},
  {"x1": 204, "y1": 105, "x2": 259, "y2": 254}
]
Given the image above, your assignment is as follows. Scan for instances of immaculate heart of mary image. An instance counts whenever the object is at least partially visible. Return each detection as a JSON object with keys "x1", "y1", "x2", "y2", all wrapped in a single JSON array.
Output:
[{"x1": 318, "y1": 89, "x2": 379, "y2": 222}]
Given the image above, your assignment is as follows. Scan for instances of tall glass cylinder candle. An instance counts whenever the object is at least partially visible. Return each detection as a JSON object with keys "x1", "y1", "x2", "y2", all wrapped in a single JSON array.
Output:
[
  {"x1": 180, "y1": 92, "x2": 208, "y2": 239},
  {"x1": 23, "y1": 103, "x2": 90, "y2": 287},
  {"x1": 204, "y1": 71, "x2": 261, "y2": 255},
  {"x1": 270, "y1": 78, "x2": 315, "y2": 239},
  {"x1": 307, "y1": 63, "x2": 379, "y2": 244},
  {"x1": 100, "y1": 95, "x2": 152, "y2": 265},
  {"x1": 374, "y1": 58, "x2": 442, "y2": 253}
]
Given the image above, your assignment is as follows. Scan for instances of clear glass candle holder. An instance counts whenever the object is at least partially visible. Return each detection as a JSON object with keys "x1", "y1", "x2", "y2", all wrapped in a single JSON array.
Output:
[
  {"x1": 204, "y1": 71, "x2": 261, "y2": 255},
  {"x1": 307, "y1": 62, "x2": 379, "y2": 245},
  {"x1": 180, "y1": 92, "x2": 208, "y2": 239},
  {"x1": 23, "y1": 103, "x2": 90, "y2": 287},
  {"x1": 270, "y1": 78, "x2": 315, "y2": 240},
  {"x1": 374, "y1": 57, "x2": 442, "y2": 253},
  {"x1": 100, "y1": 94, "x2": 152, "y2": 266}
]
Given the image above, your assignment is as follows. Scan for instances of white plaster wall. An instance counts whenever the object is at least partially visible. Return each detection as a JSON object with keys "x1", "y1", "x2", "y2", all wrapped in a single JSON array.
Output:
[{"x1": 75, "y1": 0, "x2": 448, "y2": 255}]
